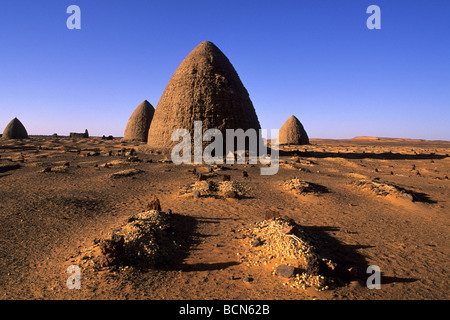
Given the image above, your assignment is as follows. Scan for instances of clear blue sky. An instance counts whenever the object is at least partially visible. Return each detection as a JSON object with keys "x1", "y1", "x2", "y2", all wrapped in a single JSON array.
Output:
[{"x1": 1, "y1": 0, "x2": 449, "y2": 140}]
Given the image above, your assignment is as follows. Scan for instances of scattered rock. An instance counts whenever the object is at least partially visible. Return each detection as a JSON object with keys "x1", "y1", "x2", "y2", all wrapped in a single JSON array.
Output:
[
  {"x1": 276, "y1": 264, "x2": 295, "y2": 278},
  {"x1": 223, "y1": 190, "x2": 238, "y2": 199},
  {"x1": 251, "y1": 237, "x2": 262, "y2": 247},
  {"x1": 400, "y1": 191, "x2": 414, "y2": 201},
  {"x1": 109, "y1": 168, "x2": 143, "y2": 179},
  {"x1": 98, "y1": 235, "x2": 125, "y2": 267},
  {"x1": 264, "y1": 210, "x2": 281, "y2": 220},
  {"x1": 86, "y1": 151, "x2": 100, "y2": 157},
  {"x1": 0, "y1": 163, "x2": 21, "y2": 173},
  {"x1": 280, "y1": 226, "x2": 295, "y2": 235},
  {"x1": 147, "y1": 196, "x2": 162, "y2": 211}
]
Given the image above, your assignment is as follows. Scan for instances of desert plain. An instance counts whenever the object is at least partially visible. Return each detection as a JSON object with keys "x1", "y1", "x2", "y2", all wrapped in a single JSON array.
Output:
[{"x1": 0, "y1": 135, "x2": 448, "y2": 300}]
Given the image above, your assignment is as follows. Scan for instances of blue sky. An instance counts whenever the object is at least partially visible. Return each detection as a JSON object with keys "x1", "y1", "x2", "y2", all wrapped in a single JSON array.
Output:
[{"x1": 1, "y1": 0, "x2": 449, "y2": 139}]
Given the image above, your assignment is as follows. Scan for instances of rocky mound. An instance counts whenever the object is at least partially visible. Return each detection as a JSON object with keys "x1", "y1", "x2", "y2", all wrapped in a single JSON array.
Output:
[
  {"x1": 353, "y1": 179, "x2": 433, "y2": 202},
  {"x1": 282, "y1": 177, "x2": 328, "y2": 195},
  {"x1": 182, "y1": 180, "x2": 250, "y2": 199},
  {"x1": 69, "y1": 209, "x2": 181, "y2": 269},
  {"x1": 239, "y1": 217, "x2": 338, "y2": 291}
]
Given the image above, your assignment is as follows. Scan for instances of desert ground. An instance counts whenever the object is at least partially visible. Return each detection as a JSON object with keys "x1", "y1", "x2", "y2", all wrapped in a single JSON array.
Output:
[{"x1": 0, "y1": 136, "x2": 448, "y2": 300}]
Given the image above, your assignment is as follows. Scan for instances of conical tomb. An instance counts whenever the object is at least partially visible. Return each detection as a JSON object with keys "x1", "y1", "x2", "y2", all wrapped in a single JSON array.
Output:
[
  {"x1": 124, "y1": 100, "x2": 155, "y2": 142},
  {"x1": 147, "y1": 41, "x2": 261, "y2": 152},
  {"x1": 2, "y1": 117, "x2": 29, "y2": 139},
  {"x1": 278, "y1": 115, "x2": 309, "y2": 145}
]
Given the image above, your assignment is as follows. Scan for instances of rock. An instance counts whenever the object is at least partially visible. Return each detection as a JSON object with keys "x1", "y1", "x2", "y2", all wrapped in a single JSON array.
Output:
[
  {"x1": 87, "y1": 151, "x2": 100, "y2": 157},
  {"x1": 305, "y1": 254, "x2": 320, "y2": 275},
  {"x1": 109, "y1": 168, "x2": 143, "y2": 179},
  {"x1": 400, "y1": 191, "x2": 414, "y2": 202},
  {"x1": 0, "y1": 163, "x2": 21, "y2": 173},
  {"x1": 222, "y1": 174, "x2": 231, "y2": 181},
  {"x1": 251, "y1": 237, "x2": 262, "y2": 247},
  {"x1": 280, "y1": 226, "x2": 295, "y2": 235},
  {"x1": 242, "y1": 276, "x2": 252, "y2": 283},
  {"x1": 223, "y1": 190, "x2": 238, "y2": 199},
  {"x1": 198, "y1": 174, "x2": 208, "y2": 181},
  {"x1": 98, "y1": 235, "x2": 124, "y2": 267},
  {"x1": 264, "y1": 210, "x2": 281, "y2": 220},
  {"x1": 276, "y1": 264, "x2": 295, "y2": 278},
  {"x1": 147, "y1": 196, "x2": 162, "y2": 211},
  {"x1": 242, "y1": 171, "x2": 248, "y2": 177},
  {"x1": 128, "y1": 156, "x2": 141, "y2": 162},
  {"x1": 193, "y1": 190, "x2": 200, "y2": 199}
]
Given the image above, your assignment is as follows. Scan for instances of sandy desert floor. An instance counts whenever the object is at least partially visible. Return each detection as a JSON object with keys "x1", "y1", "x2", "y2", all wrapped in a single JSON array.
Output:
[{"x1": 0, "y1": 136, "x2": 448, "y2": 300}]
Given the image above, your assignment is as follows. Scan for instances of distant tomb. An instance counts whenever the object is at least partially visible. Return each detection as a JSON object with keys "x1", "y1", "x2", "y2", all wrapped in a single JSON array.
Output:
[
  {"x1": 70, "y1": 129, "x2": 89, "y2": 139},
  {"x1": 2, "y1": 117, "x2": 29, "y2": 139}
]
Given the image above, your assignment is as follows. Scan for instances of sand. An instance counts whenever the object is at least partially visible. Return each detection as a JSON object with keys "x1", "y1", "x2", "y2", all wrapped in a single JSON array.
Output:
[{"x1": 0, "y1": 136, "x2": 448, "y2": 300}]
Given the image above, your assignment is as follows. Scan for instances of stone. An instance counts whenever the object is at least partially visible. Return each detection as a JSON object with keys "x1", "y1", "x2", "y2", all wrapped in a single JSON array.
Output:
[
  {"x1": 98, "y1": 235, "x2": 124, "y2": 267},
  {"x1": 251, "y1": 237, "x2": 262, "y2": 247},
  {"x1": 276, "y1": 264, "x2": 295, "y2": 278},
  {"x1": 147, "y1": 196, "x2": 162, "y2": 211},
  {"x1": 305, "y1": 254, "x2": 320, "y2": 275},
  {"x1": 280, "y1": 226, "x2": 295, "y2": 235},
  {"x1": 400, "y1": 191, "x2": 414, "y2": 202},
  {"x1": 264, "y1": 210, "x2": 281, "y2": 220},
  {"x1": 223, "y1": 190, "x2": 238, "y2": 199}
]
